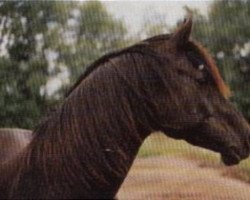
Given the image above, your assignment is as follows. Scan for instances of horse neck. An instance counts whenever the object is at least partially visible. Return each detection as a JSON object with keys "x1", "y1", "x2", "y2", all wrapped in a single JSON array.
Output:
[{"x1": 5, "y1": 61, "x2": 153, "y2": 199}]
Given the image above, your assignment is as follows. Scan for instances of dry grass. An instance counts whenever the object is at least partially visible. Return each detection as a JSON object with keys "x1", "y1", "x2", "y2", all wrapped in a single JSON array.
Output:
[
  {"x1": 138, "y1": 132, "x2": 250, "y2": 183},
  {"x1": 118, "y1": 156, "x2": 250, "y2": 200}
]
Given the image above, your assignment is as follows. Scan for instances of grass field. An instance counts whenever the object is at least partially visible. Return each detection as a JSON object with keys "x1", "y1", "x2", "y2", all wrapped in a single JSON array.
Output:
[{"x1": 138, "y1": 132, "x2": 250, "y2": 183}]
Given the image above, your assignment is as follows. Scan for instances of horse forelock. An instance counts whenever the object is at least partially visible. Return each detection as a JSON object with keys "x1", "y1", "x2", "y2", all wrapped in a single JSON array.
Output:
[{"x1": 191, "y1": 41, "x2": 231, "y2": 98}]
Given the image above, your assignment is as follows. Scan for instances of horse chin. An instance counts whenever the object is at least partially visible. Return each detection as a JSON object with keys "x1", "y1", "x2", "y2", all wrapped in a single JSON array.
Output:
[{"x1": 221, "y1": 149, "x2": 241, "y2": 166}]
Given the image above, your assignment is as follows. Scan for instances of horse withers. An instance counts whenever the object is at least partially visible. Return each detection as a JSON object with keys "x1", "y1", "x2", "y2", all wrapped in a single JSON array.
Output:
[{"x1": 0, "y1": 18, "x2": 249, "y2": 199}]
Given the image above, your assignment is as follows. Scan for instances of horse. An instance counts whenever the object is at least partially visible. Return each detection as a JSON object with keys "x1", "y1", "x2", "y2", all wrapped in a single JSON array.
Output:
[
  {"x1": 0, "y1": 128, "x2": 32, "y2": 162},
  {"x1": 0, "y1": 18, "x2": 250, "y2": 199}
]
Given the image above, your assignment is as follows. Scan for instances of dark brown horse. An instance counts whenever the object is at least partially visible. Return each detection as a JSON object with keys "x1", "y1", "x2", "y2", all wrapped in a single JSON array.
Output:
[
  {"x1": 0, "y1": 129, "x2": 32, "y2": 162},
  {"x1": 0, "y1": 18, "x2": 250, "y2": 199}
]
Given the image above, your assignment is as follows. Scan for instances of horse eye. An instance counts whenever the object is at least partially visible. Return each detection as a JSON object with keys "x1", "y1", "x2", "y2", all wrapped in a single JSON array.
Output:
[
  {"x1": 186, "y1": 51, "x2": 204, "y2": 69},
  {"x1": 198, "y1": 64, "x2": 204, "y2": 70}
]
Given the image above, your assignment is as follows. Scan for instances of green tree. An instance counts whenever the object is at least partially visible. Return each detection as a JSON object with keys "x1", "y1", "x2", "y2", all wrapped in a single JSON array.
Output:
[
  {"x1": 0, "y1": 1, "x2": 128, "y2": 129},
  {"x1": 0, "y1": 1, "x2": 72, "y2": 128},
  {"x1": 57, "y1": 1, "x2": 128, "y2": 86}
]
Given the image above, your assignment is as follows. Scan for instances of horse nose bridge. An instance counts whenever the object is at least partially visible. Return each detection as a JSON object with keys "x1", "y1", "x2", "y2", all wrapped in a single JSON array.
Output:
[
  {"x1": 226, "y1": 128, "x2": 250, "y2": 160},
  {"x1": 231, "y1": 113, "x2": 250, "y2": 154},
  {"x1": 218, "y1": 105, "x2": 248, "y2": 129},
  {"x1": 214, "y1": 105, "x2": 250, "y2": 150},
  {"x1": 238, "y1": 128, "x2": 250, "y2": 159},
  {"x1": 235, "y1": 113, "x2": 250, "y2": 136}
]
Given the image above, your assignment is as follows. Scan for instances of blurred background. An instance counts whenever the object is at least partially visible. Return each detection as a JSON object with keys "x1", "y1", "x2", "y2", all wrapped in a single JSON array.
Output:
[{"x1": 0, "y1": 0, "x2": 250, "y2": 197}]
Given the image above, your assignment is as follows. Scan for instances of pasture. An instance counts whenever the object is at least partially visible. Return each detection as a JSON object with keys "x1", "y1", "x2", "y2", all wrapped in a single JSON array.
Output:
[
  {"x1": 138, "y1": 133, "x2": 250, "y2": 183},
  {"x1": 117, "y1": 133, "x2": 250, "y2": 199}
]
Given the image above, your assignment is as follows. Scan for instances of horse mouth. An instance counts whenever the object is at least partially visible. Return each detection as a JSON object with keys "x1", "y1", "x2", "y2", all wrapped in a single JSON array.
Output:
[{"x1": 221, "y1": 148, "x2": 241, "y2": 166}]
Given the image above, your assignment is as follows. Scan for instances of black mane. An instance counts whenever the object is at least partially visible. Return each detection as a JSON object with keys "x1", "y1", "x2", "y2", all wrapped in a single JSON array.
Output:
[{"x1": 65, "y1": 34, "x2": 171, "y2": 97}]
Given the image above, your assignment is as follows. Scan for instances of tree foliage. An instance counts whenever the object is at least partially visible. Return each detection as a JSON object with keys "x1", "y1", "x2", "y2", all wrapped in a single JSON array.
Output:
[
  {"x1": 58, "y1": 1, "x2": 128, "y2": 85},
  {"x1": 0, "y1": 1, "x2": 128, "y2": 129}
]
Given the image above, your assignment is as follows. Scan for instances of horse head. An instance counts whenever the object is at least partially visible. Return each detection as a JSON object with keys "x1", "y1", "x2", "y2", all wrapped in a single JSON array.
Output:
[{"x1": 142, "y1": 18, "x2": 250, "y2": 166}]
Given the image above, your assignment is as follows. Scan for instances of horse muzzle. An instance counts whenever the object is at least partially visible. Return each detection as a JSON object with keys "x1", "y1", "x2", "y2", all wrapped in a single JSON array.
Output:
[{"x1": 221, "y1": 145, "x2": 250, "y2": 166}]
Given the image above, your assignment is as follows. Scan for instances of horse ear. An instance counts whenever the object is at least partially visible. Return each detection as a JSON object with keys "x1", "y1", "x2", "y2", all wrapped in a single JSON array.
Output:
[{"x1": 171, "y1": 17, "x2": 193, "y2": 47}]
